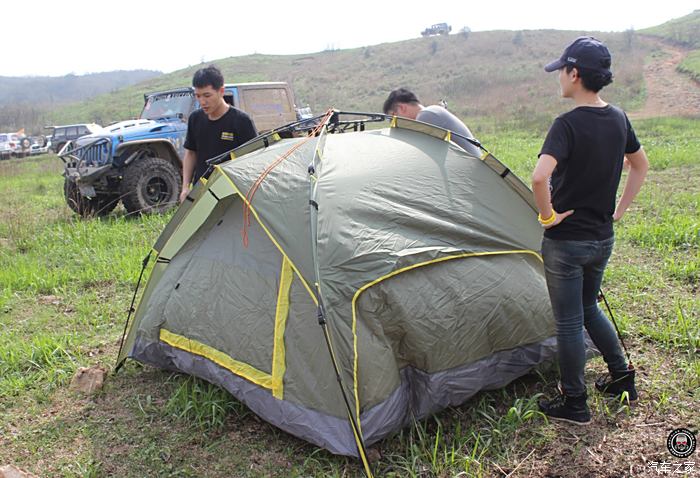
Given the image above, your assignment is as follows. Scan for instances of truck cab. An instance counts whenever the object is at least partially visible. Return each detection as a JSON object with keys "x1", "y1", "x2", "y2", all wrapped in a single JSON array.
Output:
[{"x1": 224, "y1": 82, "x2": 298, "y2": 133}]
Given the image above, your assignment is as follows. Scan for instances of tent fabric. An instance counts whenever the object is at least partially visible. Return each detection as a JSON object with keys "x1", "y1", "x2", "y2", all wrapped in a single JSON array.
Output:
[
  {"x1": 119, "y1": 118, "x2": 560, "y2": 457},
  {"x1": 130, "y1": 335, "x2": 558, "y2": 456}
]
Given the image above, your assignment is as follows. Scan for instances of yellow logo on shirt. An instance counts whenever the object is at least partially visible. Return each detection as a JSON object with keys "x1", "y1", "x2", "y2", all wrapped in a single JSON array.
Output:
[{"x1": 221, "y1": 132, "x2": 234, "y2": 141}]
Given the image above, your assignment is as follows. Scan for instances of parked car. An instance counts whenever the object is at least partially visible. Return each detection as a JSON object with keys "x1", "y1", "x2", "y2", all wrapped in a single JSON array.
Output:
[
  {"x1": 0, "y1": 133, "x2": 21, "y2": 160},
  {"x1": 60, "y1": 82, "x2": 303, "y2": 217},
  {"x1": 30, "y1": 136, "x2": 51, "y2": 156},
  {"x1": 47, "y1": 123, "x2": 103, "y2": 154}
]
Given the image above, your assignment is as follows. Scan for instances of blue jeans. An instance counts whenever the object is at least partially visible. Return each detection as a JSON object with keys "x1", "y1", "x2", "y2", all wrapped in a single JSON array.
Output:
[{"x1": 542, "y1": 236, "x2": 628, "y2": 396}]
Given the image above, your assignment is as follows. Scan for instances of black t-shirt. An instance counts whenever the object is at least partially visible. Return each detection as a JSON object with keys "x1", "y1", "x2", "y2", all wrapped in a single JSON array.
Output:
[
  {"x1": 539, "y1": 105, "x2": 641, "y2": 240},
  {"x1": 184, "y1": 106, "x2": 257, "y2": 183}
]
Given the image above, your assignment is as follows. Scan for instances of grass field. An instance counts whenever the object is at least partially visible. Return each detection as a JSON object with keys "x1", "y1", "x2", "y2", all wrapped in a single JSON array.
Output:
[{"x1": 0, "y1": 117, "x2": 698, "y2": 477}]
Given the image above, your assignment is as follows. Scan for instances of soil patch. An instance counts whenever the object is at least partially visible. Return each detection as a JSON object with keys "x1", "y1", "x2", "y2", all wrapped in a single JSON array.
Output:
[{"x1": 629, "y1": 37, "x2": 700, "y2": 119}]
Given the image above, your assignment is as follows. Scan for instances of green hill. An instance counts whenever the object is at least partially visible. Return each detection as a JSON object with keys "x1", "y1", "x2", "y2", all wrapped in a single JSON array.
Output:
[
  {"x1": 0, "y1": 70, "x2": 162, "y2": 106},
  {"x1": 642, "y1": 9, "x2": 700, "y2": 47},
  {"x1": 642, "y1": 10, "x2": 700, "y2": 82},
  {"x1": 34, "y1": 11, "x2": 700, "y2": 135},
  {"x1": 48, "y1": 29, "x2": 652, "y2": 134},
  {"x1": 0, "y1": 70, "x2": 161, "y2": 134}
]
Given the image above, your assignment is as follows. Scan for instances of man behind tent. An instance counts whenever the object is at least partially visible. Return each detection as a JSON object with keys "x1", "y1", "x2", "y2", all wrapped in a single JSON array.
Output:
[
  {"x1": 383, "y1": 88, "x2": 481, "y2": 157},
  {"x1": 179, "y1": 66, "x2": 258, "y2": 204}
]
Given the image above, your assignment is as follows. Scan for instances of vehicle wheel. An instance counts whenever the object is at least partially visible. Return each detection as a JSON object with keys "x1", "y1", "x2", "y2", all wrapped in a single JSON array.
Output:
[
  {"x1": 121, "y1": 157, "x2": 181, "y2": 214},
  {"x1": 21, "y1": 138, "x2": 31, "y2": 149},
  {"x1": 64, "y1": 179, "x2": 119, "y2": 217}
]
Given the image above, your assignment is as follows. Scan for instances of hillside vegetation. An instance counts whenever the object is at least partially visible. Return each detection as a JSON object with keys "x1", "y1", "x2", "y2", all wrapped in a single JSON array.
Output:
[
  {"x1": 11, "y1": 10, "x2": 700, "y2": 137},
  {"x1": 0, "y1": 70, "x2": 161, "y2": 134},
  {"x1": 642, "y1": 10, "x2": 700, "y2": 80},
  {"x1": 642, "y1": 9, "x2": 700, "y2": 47},
  {"x1": 678, "y1": 50, "x2": 700, "y2": 81},
  {"x1": 48, "y1": 29, "x2": 651, "y2": 133},
  {"x1": 0, "y1": 70, "x2": 161, "y2": 106}
]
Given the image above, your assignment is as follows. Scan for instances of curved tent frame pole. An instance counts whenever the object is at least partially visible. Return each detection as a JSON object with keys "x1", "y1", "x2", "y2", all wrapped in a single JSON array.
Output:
[
  {"x1": 203, "y1": 109, "x2": 487, "y2": 171},
  {"x1": 306, "y1": 114, "x2": 375, "y2": 478}
]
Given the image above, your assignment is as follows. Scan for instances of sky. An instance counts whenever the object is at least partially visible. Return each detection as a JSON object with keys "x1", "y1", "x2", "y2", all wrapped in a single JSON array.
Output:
[{"x1": 2, "y1": 0, "x2": 697, "y2": 77}]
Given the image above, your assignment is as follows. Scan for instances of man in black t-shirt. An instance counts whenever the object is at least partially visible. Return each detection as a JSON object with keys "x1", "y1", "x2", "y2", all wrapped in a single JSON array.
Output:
[
  {"x1": 531, "y1": 37, "x2": 649, "y2": 425},
  {"x1": 179, "y1": 65, "x2": 257, "y2": 204}
]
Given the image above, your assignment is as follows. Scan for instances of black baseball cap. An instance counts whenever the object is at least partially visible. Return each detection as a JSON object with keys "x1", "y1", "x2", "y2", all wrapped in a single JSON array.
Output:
[{"x1": 544, "y1": 36, "x2": 612, "y2": 74}]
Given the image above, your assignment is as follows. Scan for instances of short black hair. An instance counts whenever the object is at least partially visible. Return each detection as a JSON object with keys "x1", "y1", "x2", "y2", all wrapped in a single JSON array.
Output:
[
  {"x1": 566, "y1": 64, "x2": 613, "y2": 93},
  {"x1": 192, "y1": 65, "x2": 224, "y2": 90},
  {"x1": 383, "y1": 88, "x2": 420, "y2": 114}
]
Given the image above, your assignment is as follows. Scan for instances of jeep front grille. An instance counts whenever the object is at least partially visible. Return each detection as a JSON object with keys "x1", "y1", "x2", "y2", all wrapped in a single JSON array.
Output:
[
  {"x1": 82, "y1": 142, "x2": 111, "y2": 166},
  {"x1": 60, "y1": 138, "x2": 112, "y2": 167}
]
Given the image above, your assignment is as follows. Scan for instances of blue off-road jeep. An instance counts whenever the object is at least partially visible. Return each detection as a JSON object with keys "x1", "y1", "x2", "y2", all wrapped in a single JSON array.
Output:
[{"x1": 60, "y1": 82, "x2": 300, "y2": 216}]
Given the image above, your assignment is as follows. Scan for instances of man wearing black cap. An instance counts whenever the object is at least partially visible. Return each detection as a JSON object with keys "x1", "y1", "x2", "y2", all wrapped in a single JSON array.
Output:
[{"x1": 531, "y1": 37, "x2": 649, "y2": 424}]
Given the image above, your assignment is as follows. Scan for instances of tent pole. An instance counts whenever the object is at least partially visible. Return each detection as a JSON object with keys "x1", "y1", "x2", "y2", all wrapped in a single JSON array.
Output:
[
  {"x1": 115, "y1": 250, "x2": 152, "y2": 372},
  {"x1": 316, "y1": 302, "x2": 375, "y2": 477},
  {"x1": 306, "y1": 116, "x2": 374, "y2": 477},
  {"x1": 598, "y1": 289, "x2": 633, "y2": 367}
]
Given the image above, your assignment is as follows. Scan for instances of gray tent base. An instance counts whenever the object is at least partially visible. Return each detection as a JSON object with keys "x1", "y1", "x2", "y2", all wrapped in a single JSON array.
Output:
[{"x1": 130, "y1": 335, "x2": 598, "y2": 456}]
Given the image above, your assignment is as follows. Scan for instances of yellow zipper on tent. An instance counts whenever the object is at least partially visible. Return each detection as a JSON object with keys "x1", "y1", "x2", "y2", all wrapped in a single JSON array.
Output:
[
  {"x1": 156, "y1": 256, "x2": 293, "y2": 400},
  {"x1": 271, "y1": 257, "x2": 294, "y2": 399},
  {"x1": 159, "y1": 329, "x2": 273, "y2": 389}
]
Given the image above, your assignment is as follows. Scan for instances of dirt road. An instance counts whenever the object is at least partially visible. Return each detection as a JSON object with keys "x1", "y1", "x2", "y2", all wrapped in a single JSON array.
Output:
[{"x1": 629, "y1": 38, "x2": 700, "y2": 119}]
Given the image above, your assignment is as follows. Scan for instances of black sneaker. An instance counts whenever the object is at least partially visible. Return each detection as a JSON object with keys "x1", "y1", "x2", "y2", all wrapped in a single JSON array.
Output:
[
  {"x1": 539, "y1": 391, "x2": 591, "y2": 425},
  {"x1": 595, "y1": 368, "x2": 638, "y2": 402}
]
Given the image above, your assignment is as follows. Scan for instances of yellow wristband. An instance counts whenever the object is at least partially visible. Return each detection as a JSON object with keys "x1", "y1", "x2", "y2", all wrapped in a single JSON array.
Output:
[{"x1": 538, "y1": 212, "x2": 556, "y2": 226}]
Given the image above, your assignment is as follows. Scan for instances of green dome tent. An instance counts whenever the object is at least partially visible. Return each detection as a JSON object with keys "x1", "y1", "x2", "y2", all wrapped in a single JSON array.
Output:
[{"x1": 116, "y1": 113, "x2": 557, "y2": 472}]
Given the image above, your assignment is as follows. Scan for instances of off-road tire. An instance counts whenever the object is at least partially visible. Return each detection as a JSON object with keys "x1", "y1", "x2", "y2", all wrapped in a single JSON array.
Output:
[
  {"x1": 64, "y1": 179, "x2": 119, "y2": 217},
  {"x1": 121, "y1": 157, "x2": 181, "y2": 215}
]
